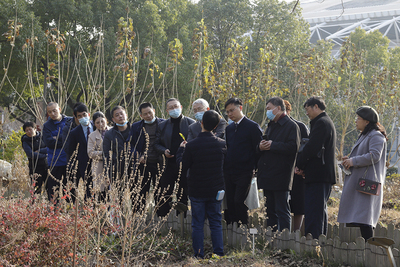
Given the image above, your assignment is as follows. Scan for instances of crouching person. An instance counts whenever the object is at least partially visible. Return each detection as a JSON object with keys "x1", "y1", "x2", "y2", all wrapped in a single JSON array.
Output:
[{"x1": 176, "y1": 110, "x2": 226, "y2": 258}]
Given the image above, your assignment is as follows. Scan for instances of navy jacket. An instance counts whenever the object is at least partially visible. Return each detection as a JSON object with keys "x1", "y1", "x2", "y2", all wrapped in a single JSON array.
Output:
[
  {"x1": 103, "y1": 123, "x2": 132, "y2": 170},
  {"x1": 224, "y1": 117, "x2": 263, "y2": 173},
  {"x1": 42, "y1": 115, "x2": 71, "y2": 167},
  {"x1": 296, "y1": 112, "x2": 337, "y2": 184},
  {"x1": 67, "y1": 123, "x2": 95, "y2": 178},
  {"x1": 130, "y1": 118, "x2": 165, "y2": 159},
  {"x1": 257, "y1": 115, "x2": 300, "y2": 191},
  {"x1": 21, "y1": 132, "x2": 47, "y2": 171},
  {"x1": 176, "y1": 132, "x2": 226, "y2": 198}
]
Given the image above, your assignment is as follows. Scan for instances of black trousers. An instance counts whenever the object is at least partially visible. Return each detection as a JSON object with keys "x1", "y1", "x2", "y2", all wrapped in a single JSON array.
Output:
[
  {"x1": 133, "y1": 162, "x2": 158, "y2": 212},
  {"x1": 224, "y1": 170, "x2": 252, "y2": 225},
  {"x1": 29, "y1": 163, "x2": 48, "y2": 197},
  {"x1": 304, "y1": 182, "x2": 332, "y2": 238},
  {"x1": 156, "y1": 160, "x2": 187, "y2": 217},
  {"x1": 47, "y1": 165, "x2": 67, "y2": 203}
]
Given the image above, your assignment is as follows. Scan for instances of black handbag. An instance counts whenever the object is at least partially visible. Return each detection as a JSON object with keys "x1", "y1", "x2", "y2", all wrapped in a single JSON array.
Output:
[{"x1": 356, "y1": 153, "x2": 381, "y2": 196}]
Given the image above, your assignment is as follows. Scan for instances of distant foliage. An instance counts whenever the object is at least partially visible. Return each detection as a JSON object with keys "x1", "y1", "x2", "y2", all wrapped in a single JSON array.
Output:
[{"x1": 1, "y1": 129, "x2": 24, "y2": 162}]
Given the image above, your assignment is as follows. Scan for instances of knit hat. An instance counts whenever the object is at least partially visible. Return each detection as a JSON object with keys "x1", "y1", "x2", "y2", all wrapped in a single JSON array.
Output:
[{"x1": 356, "y1": 106, "x2": 379, "y2": 123}]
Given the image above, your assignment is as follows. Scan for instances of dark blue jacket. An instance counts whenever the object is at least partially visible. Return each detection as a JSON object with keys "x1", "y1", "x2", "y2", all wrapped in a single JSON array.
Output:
[
  {"x1": 130, "y1": 118, "x2": 165, "y2": 158},
  {"x1": 176, "y1": 132, "x2": 226, "y2": 198},
  {"x1": 21, "y1": 132, "x2": 47, "y2": 171},
  {"x1": 224, "y1": 117, "x2": 263, "y2": 173},
  {"x1": 103, "y1": 123, "x2": 132, "y2": 171},
  {"x1": 66, "y1": 123, "x2": 95, "y2": 178},
  {"x1": 42, "y1": 115, "x2": 71, "y2": 167}
]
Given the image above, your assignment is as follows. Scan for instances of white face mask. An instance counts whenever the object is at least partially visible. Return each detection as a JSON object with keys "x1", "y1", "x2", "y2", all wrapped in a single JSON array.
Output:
[
  {"x1": 144, "y1": 117, "x2": 156, "y2": 124},
  {"x1": 169, "y1": 108, "x2": 182, "y2": 119}
]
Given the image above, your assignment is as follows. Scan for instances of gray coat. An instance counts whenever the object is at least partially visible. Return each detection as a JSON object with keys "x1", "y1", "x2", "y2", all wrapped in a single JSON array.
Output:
[
  {"x1": 337, "y1": 130, "x2": 387, "y2": 227},
  {"x1": 187, "y1": 118, "x2": 227, "y2": 141}
]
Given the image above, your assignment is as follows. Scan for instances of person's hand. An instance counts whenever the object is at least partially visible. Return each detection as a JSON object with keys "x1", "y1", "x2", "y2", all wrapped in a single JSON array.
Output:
[
  {"x1": 259, "y1": 140, "x2": 272, "y2": 151},
  {"x1": 295, "y1": 167, "x2": 305, "y2": 178},
  {"x1": 164, "y1": 149, "x2": 174, "y2": 158},
  {"x1": 180, "y1": 141, "x2": 187, "y2": 148},
  {"x1": 139, "y1": 156, "x2": 146, "y2": 164},
  {"x1": 342, "y1": 158, "x2": 353, "y2": 169},
  {"x1": 53, "y1": 136, "x2": 57, "y2": 139}
]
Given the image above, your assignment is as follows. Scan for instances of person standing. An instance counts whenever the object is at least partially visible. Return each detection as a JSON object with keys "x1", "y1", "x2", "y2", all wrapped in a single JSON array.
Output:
[
  {"x1": 176, "y1": 110, "x2": 226, "y2": 258},
  {"x1": 130, "y1": 102, "x2": 165, "y2": 211},
  {"x1": 284, "y1": 100, "x2": 309, "y2": 232},
  {"x1": 42, "y1": 102, "x2": 71, "y2": 202},
  {"x1": 295, "y1": 96, "x2": 337, "y2": 238},
  {"x1": 223, "y1": 97, "x2": 263, "y2": 225},
  {"x1": 66, "y1": 103, "x2": 95, "y2": 201},
  {"x1": 88, "y1": 111, "x2": 110, "y2": 202},
  {"x1": 187, "y1": 98, "x2": 226, "y2": 141},
  {"x1": 21, "y1": 121, "x2": 48, "y2": 198},
  {"x1": 103, "y1": 106, "x2": 132, "y2": 185},
  {"x1": 257, "y1": 97, "x2": 300, "y2": 232},
  {"x1": 338, "y1": 106, "x2": 387, "y2": 240},
  {"x1": 154, "y1": 98, "x2": 195, "y2": 217}
]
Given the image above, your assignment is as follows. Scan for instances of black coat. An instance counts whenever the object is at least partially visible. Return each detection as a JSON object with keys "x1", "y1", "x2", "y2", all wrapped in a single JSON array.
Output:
[
  {"x1": 176, "y1": 132, "x2": 226, "y2": 198},
  {"x1": 154, "y1": 115, "x2": 195, "y2": 155},
  {"x1": 103, "y1": 123, "x2": 132, "y2": 172},
  {"x1": 257, "y1": 115, "x2": 300, "y2": 191},
  {"x1": 296, "y1": 112, "x2": 337, "y2": 184},
  {"x1": 187, "y1": 118, "x2": 227, "y2": 141}
]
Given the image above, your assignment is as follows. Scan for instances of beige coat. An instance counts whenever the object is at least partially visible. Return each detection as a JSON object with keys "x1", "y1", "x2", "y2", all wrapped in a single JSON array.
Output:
[{"x1": 87, "y1": 127, "x2": 110, "y2": 192}]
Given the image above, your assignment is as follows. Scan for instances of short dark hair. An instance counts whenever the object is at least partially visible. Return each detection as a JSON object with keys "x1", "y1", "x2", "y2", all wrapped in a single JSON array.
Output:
[
  {"x1": 303, "y1": 96, "x2": 326, "y2": 111},
  {"x1": 224, "y1": 97, "x2": 243, "y2": 109},
  {"x1": 166, "y1": 98, "x2": 180, "y2": 105},
  {"x1": 73, "y1": 103, "x2": 89, "y2": 117},
  {"x1": 92, "y1": 111, "x2": 106, "y2": 123},
  {"x1": 266, "y1": 97, "x2": 285, "y2": 111},
  {"x1": 23, "y1": 121, "x2": 36, "y2": 132},
  {"x1": 138, "y1": 102, "x2": 153, "y2": 113},
  {"x1": 111, "y1": 105, "x2": 126, "y2": 117},
  {"x1": 202, "y1": 110, "x2": 220, "y2": 131}
]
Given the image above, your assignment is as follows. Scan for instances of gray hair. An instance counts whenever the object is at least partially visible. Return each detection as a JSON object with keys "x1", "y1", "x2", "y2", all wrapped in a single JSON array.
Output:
[{"x1": 192, "y1": 98, "x2": 209, "y2": 109}]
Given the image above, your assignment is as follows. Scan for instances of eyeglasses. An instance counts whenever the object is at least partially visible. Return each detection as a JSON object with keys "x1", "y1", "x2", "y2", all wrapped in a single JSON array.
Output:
[{"x1": 225, "y1": 106, "x2": 239, "y2": 115}]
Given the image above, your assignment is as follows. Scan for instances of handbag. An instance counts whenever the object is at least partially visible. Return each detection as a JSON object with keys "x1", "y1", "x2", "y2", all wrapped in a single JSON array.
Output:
[
  {"x1": 245, "y1": 177, "x2": 260, "y2": 210},
  {"x1": 356, "y1": 153, "x2": 381, "y2": 196},
  {"x1": 298, "y1": 138, "x2": 309, "y2": 153}
]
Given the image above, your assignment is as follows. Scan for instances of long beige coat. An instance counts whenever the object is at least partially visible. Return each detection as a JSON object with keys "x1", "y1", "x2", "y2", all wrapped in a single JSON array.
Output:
[
  {"x1": 87, "y1": 127, "x2": 110, "y2": 192},
  {"x1": 337, "y1": 130, "x2": 387, "y2": 227}
]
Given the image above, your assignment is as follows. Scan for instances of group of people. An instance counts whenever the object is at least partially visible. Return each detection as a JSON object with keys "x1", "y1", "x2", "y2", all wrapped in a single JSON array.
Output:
[{"x1": 21, "y1": 95, "x2": 387, "y2": 258}]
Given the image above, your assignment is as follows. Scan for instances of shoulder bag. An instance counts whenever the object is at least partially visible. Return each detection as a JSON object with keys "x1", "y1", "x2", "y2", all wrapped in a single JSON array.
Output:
[{"x1": 356, "y1": 153, "x2": 381, "y2": 196}]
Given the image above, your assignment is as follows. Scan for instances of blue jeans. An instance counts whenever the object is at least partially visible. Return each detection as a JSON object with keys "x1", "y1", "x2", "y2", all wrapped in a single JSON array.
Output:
[{"x1": 190, "y1": 196, "x2": 224, "y2": 258}]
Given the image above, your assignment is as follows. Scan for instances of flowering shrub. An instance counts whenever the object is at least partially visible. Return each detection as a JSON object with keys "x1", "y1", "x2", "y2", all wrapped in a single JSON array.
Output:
[{"x1": 0, "y1": 196, "x2": 90, "y2": 266}]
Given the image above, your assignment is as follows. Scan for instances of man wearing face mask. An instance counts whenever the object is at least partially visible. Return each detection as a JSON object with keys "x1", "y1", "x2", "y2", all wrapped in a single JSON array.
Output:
[
  {"x1": 66, "y1": 103, "x2": 95, "y2": 201},
  {"x1": 257, "y1": 97, "x2": 300, "y2": 232},
  {"x1": 187, "y1": 98, "x2": 226, "y2": 141},
  {"x1": 154, "y1": 98, "x2": 195, "y2": 217},
  {"x1": 130, "y1": 102, "x2": 165, "y2": 210}
]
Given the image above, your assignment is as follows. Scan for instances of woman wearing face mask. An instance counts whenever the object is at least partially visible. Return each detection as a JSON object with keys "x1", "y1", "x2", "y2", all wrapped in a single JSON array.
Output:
[
  {"x1": 88, "y1": 111, "x2": 110, "y2": 201},
  {"x1": 337, "y1": 106, "x2": 387, "y2": 240}
]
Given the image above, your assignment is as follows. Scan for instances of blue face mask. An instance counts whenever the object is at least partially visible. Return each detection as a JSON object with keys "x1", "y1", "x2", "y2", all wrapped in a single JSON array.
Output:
[
  {"x1": 169, "y1": 108, "x2": 182, "y2": 119},
  {"x1": 266, "y1": 107, "x2": 278, "y2": 121},
  {"x1": 115, "y1": 121, "x2": 128, "y2": 127},
  {"x1": 227, "y1": 119, "x2": 234, "y2": 125},
  {"x1": 144, "y1": 117, "x2": 156, "y2": 124},
  {"x1": 79, "y1": 116, "x2": 90, "y2": 126},
  {"x1": 195, "y1": 111, "x2": 205, "y2": 121}
]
